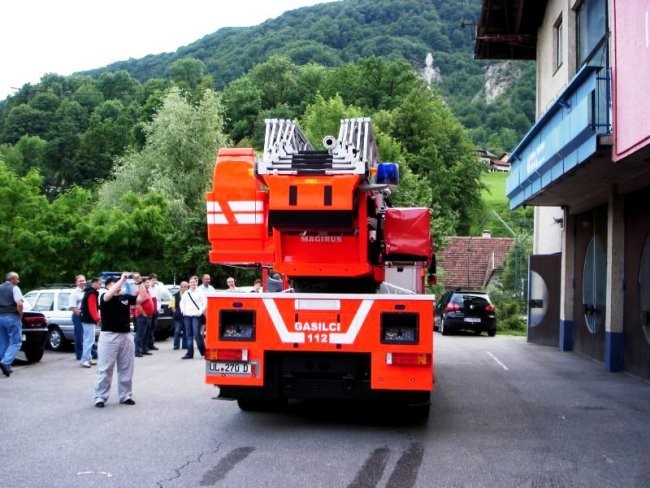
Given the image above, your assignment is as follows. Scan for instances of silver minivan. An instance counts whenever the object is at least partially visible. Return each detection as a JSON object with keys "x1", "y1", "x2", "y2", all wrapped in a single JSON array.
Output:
[{"x1": 23, "y1": 287, "x2": 78, "y2": 351}]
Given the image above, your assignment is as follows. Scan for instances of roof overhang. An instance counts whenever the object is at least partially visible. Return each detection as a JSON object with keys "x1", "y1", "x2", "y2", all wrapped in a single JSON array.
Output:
[{"x1": 474, "y1": 0, "x2": 549, "y2": 60}]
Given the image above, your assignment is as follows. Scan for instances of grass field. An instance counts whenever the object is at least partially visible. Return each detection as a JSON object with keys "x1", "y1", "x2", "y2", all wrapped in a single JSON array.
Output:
[{"x1": 481, "y1": 171, "x2": 508, "y2": 208}]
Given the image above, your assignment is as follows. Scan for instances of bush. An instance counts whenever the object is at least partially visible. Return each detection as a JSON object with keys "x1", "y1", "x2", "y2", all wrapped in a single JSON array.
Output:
[{"x1": 488, "y1": 282, "x2": 526, "y2": 334}]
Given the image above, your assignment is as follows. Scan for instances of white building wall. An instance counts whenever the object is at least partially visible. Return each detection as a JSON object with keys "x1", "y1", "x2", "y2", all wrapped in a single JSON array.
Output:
[
  {"x1": 533, "y1": 206, "x2": 564, "y2": 254},
  {"x1": 532, "y1": 0, "x2": 577, "y2": 255}
]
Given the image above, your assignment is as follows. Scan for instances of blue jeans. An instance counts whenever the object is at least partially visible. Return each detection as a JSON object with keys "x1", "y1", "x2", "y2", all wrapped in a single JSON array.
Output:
[
  {"x1": 134, "y1": 315, "x2": 151, "y2": 355},
  {"x1": 80, "y1": 323, "x2": 96, "y2": 363},
  {"x1": 0, "y1": 313, "x2": 22, "y2": 367},
  {"x1": 173, "y1": 316, "x2": 186, "y2": 349},
  {"x1": 72, "y1": 314, "x2": 83, "y2": 359},
  {"x1": 183, "y1": 316, "x2": 205, "y2": 358}
]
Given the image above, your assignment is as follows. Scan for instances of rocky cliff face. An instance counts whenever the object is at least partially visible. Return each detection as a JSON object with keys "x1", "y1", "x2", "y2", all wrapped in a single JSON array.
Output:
[{"x1": 484, "y1": 61, "x2": 522, "y2": 103}]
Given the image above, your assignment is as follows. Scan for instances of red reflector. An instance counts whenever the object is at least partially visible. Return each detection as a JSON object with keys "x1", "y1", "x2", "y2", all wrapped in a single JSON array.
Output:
[
  {"x1": 205, "y1": 349, "x2": 246, "y2": 361},
  {"x1": 386, "y1": 352, "x2": 431, "y2": 366}
]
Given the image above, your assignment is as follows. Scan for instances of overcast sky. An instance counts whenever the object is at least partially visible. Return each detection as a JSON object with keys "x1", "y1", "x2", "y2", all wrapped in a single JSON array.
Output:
[{"x1": 0, "y1": 0, "x2": 335, "y2": 100}]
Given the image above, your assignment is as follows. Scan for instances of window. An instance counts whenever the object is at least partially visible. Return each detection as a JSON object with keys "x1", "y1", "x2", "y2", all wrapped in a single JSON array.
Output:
[
  {"x1": 554, "y1": 14, "x2": 564, "y2": 71},
  {"x1": 34, "y1": 292, "x2": 54, "y2": 312},
  {"x1": 576, "y1": 0, "x2": 607, "y2": 66},
  {"x1": 58, "y1": 292, "x2": 71, "y2": 311},
  {"x1": 582, "y1": 235, "x2": 606, "y2": 334}
]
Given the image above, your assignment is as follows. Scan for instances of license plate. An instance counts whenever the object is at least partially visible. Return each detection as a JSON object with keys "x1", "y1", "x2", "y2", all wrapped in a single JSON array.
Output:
[
  {"x1": 464, "y1": 317, "x2": 481, "y2": 323},
  {"x1": 207, "y1": 361, "x2": 254, "y2": 376}
]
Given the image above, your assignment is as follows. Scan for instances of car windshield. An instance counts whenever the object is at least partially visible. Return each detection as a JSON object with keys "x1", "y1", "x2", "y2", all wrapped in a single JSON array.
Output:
[{"x1": 23, "y1": 292, "x2": 38, "y2": 308}]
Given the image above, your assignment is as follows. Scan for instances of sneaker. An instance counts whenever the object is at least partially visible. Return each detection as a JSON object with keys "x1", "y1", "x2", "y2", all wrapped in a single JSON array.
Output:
[
  {"x1": 181, "y1": 355, "x2": 193, "y2": 359},
  {"x1": 150, "y1": 346, "x2": 159, "y2": 351},
  {"x1": 135, "y1": 353, "x2": 143, "y2": 358},
  {"x1": 143, "y1": 352, "x2": 153, "y2": 355},
  {"x1": 89, "y1": 360, "x2": 97, "y2": 365},
  {"x1": 120, "y1": 399, "x2": 136, "y2": 405},
  {"x1": 80, "y1": 361, "x2": 91, "y2": 368},
  {"x1": 95, "y1": 401, "x2": 105, "y2": 408}
]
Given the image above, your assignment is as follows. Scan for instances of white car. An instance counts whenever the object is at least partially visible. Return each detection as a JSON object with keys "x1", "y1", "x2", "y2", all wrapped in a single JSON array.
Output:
[{"x1": 23, "y1": 287, "x2": 85, "y2": 351}]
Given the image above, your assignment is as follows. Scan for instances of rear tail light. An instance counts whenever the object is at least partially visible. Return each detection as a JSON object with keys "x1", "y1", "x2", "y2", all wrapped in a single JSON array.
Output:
[
  {"x1": 444, "y1": 303, "x2": 460, "y2": 312},
  {"x1": 386, "y1": 352, "x2": 431, "y2": 366},
  {"x1": 23, "y1": 316, "x2": 46, "y2": 327},
  {"x1": 485, "y1": 304, "x2": 495, "y2": 313},
  {"x1": 205, "y1": 348, "x2": 249, "y2": 361}
]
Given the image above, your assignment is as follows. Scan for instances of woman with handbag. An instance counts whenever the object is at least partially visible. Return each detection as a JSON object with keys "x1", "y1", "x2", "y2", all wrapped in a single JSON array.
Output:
[{"x1": 179, "y1": 276, "x2": 206, "y2": 359}]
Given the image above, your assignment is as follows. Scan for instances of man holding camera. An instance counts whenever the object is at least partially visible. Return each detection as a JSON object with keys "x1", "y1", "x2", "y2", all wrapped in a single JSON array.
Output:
[{"x1": 93, "y1": 272, "x2": 153, "y2": 408}]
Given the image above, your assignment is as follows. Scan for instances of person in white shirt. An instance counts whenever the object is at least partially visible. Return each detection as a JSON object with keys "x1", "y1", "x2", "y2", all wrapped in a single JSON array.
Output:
[
  {"x1": 69, "y1": 275, "x2": 87, "y2": 362},
  {"x1": 199, "y1": 274, "x2": 215, "y2": 293},
  {"x1": 147, "y1": 273, "x2": 162, "y2": 351},
  {"x1": 179, "y1": 276, "x2": 206, "y2": 359},
  {"x1": 226, "y1": 276, "x2": 238, "y2": 292}
]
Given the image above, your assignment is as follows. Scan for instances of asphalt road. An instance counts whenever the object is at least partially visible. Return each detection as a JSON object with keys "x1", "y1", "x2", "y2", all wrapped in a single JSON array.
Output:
[{"x1": 1, "y1": 334, "x2": 648, "y2": 487}]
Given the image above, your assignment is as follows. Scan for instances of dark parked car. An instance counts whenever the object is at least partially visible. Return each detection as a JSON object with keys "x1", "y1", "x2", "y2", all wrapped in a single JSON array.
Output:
[
  {"x1": 435, "y1": 290, "x2": 496, "y2": 336},
  {"x1": 21, "y1": 311, "x2": 49, "y2": 362}
]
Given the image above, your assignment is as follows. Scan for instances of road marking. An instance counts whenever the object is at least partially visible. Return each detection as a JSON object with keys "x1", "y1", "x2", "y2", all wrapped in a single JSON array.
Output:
[
  {"x1": 487, "y1": 351, "x2": 509, "y2": 370},
  {"x1": 77, "y1": 471, "x2": 112, "y2": 477}
]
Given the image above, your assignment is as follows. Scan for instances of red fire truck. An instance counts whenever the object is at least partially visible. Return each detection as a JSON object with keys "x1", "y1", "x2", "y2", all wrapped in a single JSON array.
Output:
[{"x1": 204, "y1": 118, "x2": 435, "y2": 418}]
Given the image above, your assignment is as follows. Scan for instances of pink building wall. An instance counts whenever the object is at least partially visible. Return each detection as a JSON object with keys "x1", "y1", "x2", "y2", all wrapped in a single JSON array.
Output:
[{"x1": 612, "y1": 0, "x2": 650, "y2": 161}]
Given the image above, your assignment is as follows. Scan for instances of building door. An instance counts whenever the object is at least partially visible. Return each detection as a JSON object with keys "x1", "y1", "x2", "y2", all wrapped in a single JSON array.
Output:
[{"x1": 527, "y1": 254, "x2": 561, "y2": 346}]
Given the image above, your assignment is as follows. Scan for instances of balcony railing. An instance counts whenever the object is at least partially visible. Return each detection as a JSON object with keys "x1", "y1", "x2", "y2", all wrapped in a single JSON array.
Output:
[{"x1": 506, "y1": 65, "x2": 612, "y2": 208}]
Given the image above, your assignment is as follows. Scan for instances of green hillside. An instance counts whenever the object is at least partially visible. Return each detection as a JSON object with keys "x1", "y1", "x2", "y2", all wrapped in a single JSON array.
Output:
[
  {"x1": 78, "y1": 0, "x2": 535, "y2": 154},
  {"x1": 481, "y1": 171, "x2": 508, "y2": 208}
]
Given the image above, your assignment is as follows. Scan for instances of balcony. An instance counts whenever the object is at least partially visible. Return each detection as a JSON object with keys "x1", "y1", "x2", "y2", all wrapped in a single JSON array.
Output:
[{"x1": 506, "y1": 65, "x2": 612, "y2": 209}]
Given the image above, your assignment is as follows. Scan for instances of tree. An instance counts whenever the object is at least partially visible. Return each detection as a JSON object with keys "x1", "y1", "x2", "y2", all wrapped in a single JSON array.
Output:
[
  {"x1": 0, "y1": 162, "x2": 50, "y2": 287},
  {"x1": 76, "y1": 100, "x2": 134, "y2": 184},
  {"x1": 391, "y1": 87, "x2": 485, "y2": 236},
  {"x1": 170, "y1": 58, "x2": 207, "y2": 90},
  {"x1": 86, "y1": 192, "x2": 169, "y2": 274},
  {"x1": 301, "y1": 94, "x2": 363, "y2": 147},
  {"x1": 248, "y1": 56, "x2": 299, "y2": 109},
  {"x1": 222, "y1": 77, "x2": 263, "y2": 144},
  {"x1": 98, "y1": 89, "x2": 229, "y2": 223}
]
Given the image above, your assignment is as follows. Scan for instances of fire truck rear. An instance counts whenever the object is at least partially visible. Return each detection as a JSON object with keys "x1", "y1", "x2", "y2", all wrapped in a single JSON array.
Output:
[{"x1": 204, "y1": 118, "x2": 435, "y2": 418}]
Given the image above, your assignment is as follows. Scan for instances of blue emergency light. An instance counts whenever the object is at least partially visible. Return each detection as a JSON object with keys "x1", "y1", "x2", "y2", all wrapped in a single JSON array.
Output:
[{"x1": 376, "y1": 162, "x2": 400, "y2": 186}]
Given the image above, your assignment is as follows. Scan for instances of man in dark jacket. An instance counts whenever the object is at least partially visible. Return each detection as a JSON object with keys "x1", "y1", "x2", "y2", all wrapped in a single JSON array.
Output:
[
  {"x1": 170, "y1": 281, "x2": 188, "y2": 350},
  {"x1": 79, "y1": 277, "x2": 101, "y2": 368}
]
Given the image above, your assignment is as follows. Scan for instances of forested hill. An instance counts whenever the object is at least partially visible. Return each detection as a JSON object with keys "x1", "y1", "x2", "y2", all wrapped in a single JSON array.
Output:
[
  {"x1": 83, "y1": 0, "x2": 479, "y2": 88},
  {"x1": 79, "y1": 0, "x2": 535, "y2": 153}
]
